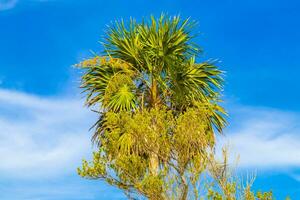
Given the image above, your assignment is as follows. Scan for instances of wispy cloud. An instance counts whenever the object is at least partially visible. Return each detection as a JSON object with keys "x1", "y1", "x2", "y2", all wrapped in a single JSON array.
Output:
[
  {"x1": 0, "y1": 88, "x2": 96, "y2": 179},
  {"x1": 0, "y1": 0, "x2": 17, "y2": 11},
  {"x1": 0, "y1": 0, "x2": 56, "y2": 11},
  {"x1": 220, "y1": 105, "x2": 300, "y2": 169}
]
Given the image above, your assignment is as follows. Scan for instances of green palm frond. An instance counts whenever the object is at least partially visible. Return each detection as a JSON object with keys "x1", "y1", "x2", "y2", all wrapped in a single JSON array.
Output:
[
  {"x1": 138, "y1": 15, "x2": 199, "y2": 72},
  {"x1": 79, "y1": 56, "x2": 138, "y2": 111},
  {"x1": 80, "y1": 61, "x2": 113, "y2": 106},
  {"x1": 195, "y1": 101, "x2": 227, "y2": 133},
  {"x1": 168, "y1": 58, "x2": 223, "y2": 106},
  {"x1": 104, "y1": 19, "x2": 142, "y2": 66},
  {"x1": 107, "y1": 84, "x2": 136, "y2": 112}
]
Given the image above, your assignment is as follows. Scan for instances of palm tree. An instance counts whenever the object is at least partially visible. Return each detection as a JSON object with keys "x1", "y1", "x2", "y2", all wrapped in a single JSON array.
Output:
[{"x1": 78, "y1": 14, "x2": 226, "y2": 199}]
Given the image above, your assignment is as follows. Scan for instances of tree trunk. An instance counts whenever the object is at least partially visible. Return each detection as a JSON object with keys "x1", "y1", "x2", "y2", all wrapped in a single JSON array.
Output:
[
  {"x1": 149, "y1": 152, "x2": 159, "y2": 175},
  {"x1": 149, "y1": 76, "x2": 160, "y2": 176},
  {"x1": 179, "y1": 173, "x2": 188, "y2": 200}
]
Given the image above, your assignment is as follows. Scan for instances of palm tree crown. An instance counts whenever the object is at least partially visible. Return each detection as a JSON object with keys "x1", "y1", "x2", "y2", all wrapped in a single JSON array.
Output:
[{"x1": 79, "y1": 14, "x2": 226, "y2": 143}]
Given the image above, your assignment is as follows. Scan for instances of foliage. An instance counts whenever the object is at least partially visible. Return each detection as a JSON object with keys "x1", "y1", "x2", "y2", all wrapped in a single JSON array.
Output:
[{"x1": 77, "y1": 14, "x2": 279, "y2": 199}]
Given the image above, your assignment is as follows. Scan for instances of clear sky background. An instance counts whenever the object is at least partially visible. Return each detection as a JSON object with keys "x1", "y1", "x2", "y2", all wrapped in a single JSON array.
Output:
[{"x1": 0, "y1": 0, "x2": 300, "y2": 199}]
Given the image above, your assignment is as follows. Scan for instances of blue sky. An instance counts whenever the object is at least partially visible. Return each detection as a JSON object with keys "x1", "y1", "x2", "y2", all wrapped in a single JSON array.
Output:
[{"x1": 0, "y1": 0, "x2": 300, "y2": 199}]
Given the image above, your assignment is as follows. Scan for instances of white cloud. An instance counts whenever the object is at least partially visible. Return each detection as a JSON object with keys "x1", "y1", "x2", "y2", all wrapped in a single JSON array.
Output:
[
  {"x1": 0, "y1": 0, "x2": 58, "y2": 11},
  {"x1": 0, "y1": 88, "x2": 97, "y2": 179},
  {"x1": 219, "y1": 105, "x2": 300, "y2": 169},
  {"x1": 0, "y1": 0, "x2": 17, "y2": 10}
]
